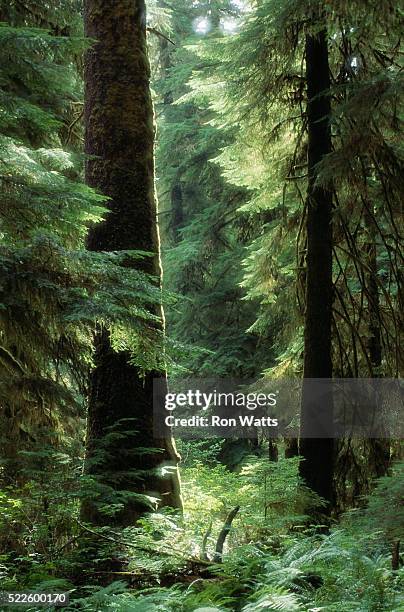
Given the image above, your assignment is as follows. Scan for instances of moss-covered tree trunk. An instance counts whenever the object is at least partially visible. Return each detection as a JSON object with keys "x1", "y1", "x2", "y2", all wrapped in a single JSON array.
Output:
[
  {"x1": 299, "y1": 21, "x2": 334, "y2": 508},
  {"x1": 82, "y1": 0, "x2": 182, "y2": 526}
]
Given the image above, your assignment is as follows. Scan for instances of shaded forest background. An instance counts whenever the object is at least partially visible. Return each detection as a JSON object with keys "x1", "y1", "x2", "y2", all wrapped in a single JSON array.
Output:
[{"x1": 0, "y1": 0, "x2": 402, "y2": 610}]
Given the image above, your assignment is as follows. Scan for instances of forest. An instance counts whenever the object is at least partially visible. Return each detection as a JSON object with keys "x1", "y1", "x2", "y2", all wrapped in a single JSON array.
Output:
[{"x1": 0, "y1": 0, "x2": 403, "y2": 610}]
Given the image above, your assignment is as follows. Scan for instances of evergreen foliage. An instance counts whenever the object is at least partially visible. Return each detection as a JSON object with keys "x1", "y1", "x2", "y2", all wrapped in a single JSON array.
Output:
[
  {"x1": 178, "y1": 0, "x2": 403, "y2": 492},
  {"x1": 0, "y1": 0, "x2": 167, "y2": 558},
  {"x1": 156, "y1": 0, "x2": 273, "y2": 379},
  {"x1": 0, "y1": 0, "x2": 402, "y2": 608}
]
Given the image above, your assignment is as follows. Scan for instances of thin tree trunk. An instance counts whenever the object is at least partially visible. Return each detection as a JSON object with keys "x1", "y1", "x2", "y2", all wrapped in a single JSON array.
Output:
[
  {"x1": 364, "y1": 205, "x2": 382, "y2": 372},
  {"x1": 82, "y1": 0, "x2": 182, "y2": 526},
  {"x1": 299, "y1": 19, "x2": 334, "y2": 508},
  {"x1": 209, "y1": 0, "x2": 221, "y2": 31},
  {"x1": 171, "y1": 181, "x2": 184, "y2": 242},
  {"x1": 268, "y1": 438, "x2": 278, "y2": 462},
  {"x1": 285, "y1": 437, "x2": 299, "y2": 459},
  {"x1": 157, "y1": 26, "x2": 184, "y2": 243},
  {"x1": 363, "y1": 204, "x2": 390, "y2": 478}
]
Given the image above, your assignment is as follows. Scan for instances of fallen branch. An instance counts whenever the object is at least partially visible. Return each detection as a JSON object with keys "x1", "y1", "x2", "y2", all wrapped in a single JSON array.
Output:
[
  {"x1": 214, "y1": 506, "x2": 240, "y2": 563},
  {"x1": 75, "y1": 518, "x2": 212, "y2": 566}
]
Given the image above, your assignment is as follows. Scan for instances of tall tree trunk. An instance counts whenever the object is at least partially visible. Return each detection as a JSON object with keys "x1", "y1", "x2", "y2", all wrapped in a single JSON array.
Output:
[
  {"x1": 82, "y1": 0, "x2": 182, "y2": 526},
  {"x1": 268, "y1": 438, "x2": 278, "y2": 462},
  {"x1": 208, "y1": 0, "x2": 221, "y2": 31},
  {"x1": 364, "y1": 206, "x2": 382, "y2": 373},
  {"x1": 285, "y1": 437, "x2": 299, "y2": 459},
  {"x1": 299, "y1": 20, "x2": 334, "y2": 508},
  {"x1": 171, "y1": 181, "x2": 184, "y2": 242},
  {"x1": 157, "y1": 31, "x2": 184, "y2": 243},
  {"x1": 363, "y1": 203, "x2": 390, "y2": 478}
]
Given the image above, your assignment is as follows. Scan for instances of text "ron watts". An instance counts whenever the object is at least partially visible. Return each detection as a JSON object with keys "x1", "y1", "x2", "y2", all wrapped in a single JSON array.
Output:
[{"x1": 165, "y1": 415, "x2": 279, "y2": 427}]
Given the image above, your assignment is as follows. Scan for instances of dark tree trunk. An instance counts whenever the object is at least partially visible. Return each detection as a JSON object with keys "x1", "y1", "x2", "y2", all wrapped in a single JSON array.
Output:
[
  {"x1": 157, "y1": 25, "x2": 184, "y2": 243},
  {"x1": 285, "y1": 437, "x2": 299, "y2": 459},
  {"x1": 299, "y1": 22, "x2": 334, "y2": 508},
  {"x1": 159, "y1": 35, "x2": 173, "y2": 105},
  {"x1": 171, "y1": 182, "x2": 184, "y2": 242},
  {"x1": 208, "y1": 0, "x2": 221, "y2": 31},
  {"x1": 82, "y1": 0, "x2": 182, "y2": 526},
  {"x1": 268, "y1": 438, "x2": 278, "y2": 462},
  {"x1": 363, "y1": 205, "x2": 390, "y2": 478},
  {"x1": 364, "y1": 206, "x2": 382, "y2": 372}
]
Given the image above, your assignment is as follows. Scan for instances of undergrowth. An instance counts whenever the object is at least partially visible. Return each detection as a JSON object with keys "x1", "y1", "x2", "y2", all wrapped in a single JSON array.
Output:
[{"x1": 0, "y1": 453, "x2": 402, "y2": 611}]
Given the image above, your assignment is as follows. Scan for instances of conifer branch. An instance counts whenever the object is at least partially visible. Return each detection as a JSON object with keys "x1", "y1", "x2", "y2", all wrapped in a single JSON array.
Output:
[
  {"x1": 146, "y1": 27, "x2": 175, "y2": 45},
  {"x1": 0, "y1": 346, "x2": 26, "y2": 375}
]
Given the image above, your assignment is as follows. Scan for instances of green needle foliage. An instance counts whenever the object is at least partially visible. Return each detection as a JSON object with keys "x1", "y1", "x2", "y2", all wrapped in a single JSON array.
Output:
[
  {"x1": 156, "y1": 0, "x2": 273, "y2": 380},
  {"x1": 0, "y1": 0, "x2": 402, "y2": 609},
  {"x1": 0, "y1": 1, "x2": 167, "y2": 552},
  {"x1": 175, "y1": 0, "x2": 402, "y2": 492}
]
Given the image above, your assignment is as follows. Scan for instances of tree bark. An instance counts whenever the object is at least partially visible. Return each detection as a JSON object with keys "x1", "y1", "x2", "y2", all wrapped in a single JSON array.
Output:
[
  {"x1": 363, "y1": 204, "x2": 390, "y2": 478},
  {"x1": 82, "y1": 0, "x2": 182, "y2": 526},
  {"x1": 364, "y1": 206, "x2": 382, "y2": 372},
  {"x1": 157, "y1": 23, "x2": 184, "y2": 244},
  {"x1": 299, "y1": 21, "x2": 334, "y2": 508},
  {"x1": 213, "y1": 506, "x2": 240, "y2": 562},
  {"x1": 285, "y1": 437, "x2": 299, "y2": 459},
  {"x1": 171, "y1": 181, "x2": 184, "y2": 242},
  {"x1": 268, "y1": 438, "x2": 278, "y2": 462}
]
